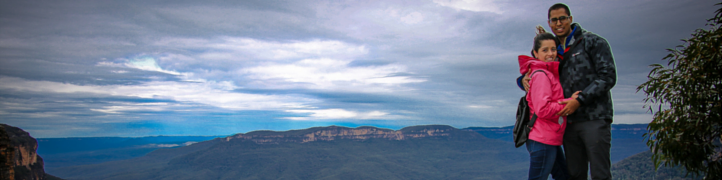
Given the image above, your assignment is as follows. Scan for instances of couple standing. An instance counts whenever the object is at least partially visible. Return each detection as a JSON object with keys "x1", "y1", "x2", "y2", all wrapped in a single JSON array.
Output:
[{"x1": 517, "y1": 3, "x2": 617, "y2": 180}]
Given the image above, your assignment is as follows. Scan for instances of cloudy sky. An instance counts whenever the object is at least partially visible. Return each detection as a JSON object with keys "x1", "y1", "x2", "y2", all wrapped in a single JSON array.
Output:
[{"x1": 0, "y1": 0, "x2": 718, "y2": 138}]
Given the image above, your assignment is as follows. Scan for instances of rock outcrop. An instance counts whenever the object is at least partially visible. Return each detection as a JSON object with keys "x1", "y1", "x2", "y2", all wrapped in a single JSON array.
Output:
[
  {"x1": 1, "y1": 126, "x2": 15, "y2": 180},
  {"x1": 223, "y1": 125, "x2": 480, "y2": 144},
  {"x1": 1, "y1": 124, "x2": 48, "y2": 180}
]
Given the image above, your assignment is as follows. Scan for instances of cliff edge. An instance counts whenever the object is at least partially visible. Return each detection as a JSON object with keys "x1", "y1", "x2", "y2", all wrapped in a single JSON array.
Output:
[{"x1": 1, "y1": 124, "x2": 54, "y2": 180}]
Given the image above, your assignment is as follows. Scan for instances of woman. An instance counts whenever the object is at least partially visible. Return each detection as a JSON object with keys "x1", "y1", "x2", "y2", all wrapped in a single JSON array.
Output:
[{"x1": 518, "y1": 28, "x2": 578, "y2": 180}]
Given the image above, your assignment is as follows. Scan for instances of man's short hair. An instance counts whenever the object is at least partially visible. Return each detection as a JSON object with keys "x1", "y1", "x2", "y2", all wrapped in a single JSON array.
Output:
[{"x1": 548, "y1": 3, "x2": 571, "y2": 19}]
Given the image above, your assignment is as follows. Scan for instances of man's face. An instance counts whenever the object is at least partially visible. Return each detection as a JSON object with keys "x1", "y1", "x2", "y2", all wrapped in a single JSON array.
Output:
[{"x1": 548, "y1": 8, "x2": 573, "y2": 38}]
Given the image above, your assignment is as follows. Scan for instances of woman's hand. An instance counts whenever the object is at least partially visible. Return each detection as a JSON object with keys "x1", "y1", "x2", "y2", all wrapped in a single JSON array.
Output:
[
  {"x1": 571, "y1": 91, "x2": 581, "y2": 99},
  {"x1": 557, "y1": 91, "x2": 582, "y2": 116}
]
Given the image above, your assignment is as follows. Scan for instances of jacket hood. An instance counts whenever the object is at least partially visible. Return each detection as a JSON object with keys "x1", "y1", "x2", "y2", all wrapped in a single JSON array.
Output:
[
  {"x1": 518, "y1": 55, "x2": 560, "y2": 76},
  {"x1": 570, "y1": 23, "x2": 586, "y2": 39}
]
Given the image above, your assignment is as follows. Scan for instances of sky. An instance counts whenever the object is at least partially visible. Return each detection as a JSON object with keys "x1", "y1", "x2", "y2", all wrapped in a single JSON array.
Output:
[{"x1": 0, "y1": 0, "x2": 718, "y2": 138}]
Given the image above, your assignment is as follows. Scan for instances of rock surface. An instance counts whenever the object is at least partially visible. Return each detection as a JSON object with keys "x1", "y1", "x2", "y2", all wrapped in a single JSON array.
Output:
[
  {"x1": 1, "y1": 124, "x2": 49, "y2": 180},
  {"x1": 1, "y1": 126, "x2": 15, "y2": 180}
]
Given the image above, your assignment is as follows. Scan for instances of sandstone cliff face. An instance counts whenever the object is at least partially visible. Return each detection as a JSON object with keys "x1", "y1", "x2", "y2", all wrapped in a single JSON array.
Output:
[
  {"x1": 1, "y1": 126, "x2": 15, "y2": 180},
  {"x1": 224, "y1": 125, "x2": 471, "y2": 144},
  {"x1": 1, "y1": 124, "x2": 46, "y2": 180}
]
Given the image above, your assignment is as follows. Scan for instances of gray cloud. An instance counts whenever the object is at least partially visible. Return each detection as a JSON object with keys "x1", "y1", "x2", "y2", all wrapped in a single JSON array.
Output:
[{"x1": 0, "y1": 0, "x2": 718, "y2": 137}]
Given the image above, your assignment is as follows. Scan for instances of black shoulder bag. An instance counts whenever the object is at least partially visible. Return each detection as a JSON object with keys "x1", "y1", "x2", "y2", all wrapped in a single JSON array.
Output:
[
  {"x1": 513, "y1": 96, "x2": 538, "y2": 148},
  {"x1": 512, "y1": 70, "x2": 545, "y2": 148}
]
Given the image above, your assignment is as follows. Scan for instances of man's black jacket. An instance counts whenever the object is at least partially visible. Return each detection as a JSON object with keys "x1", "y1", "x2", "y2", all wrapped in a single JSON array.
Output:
[{"x1": 558, "y1": 23, "x2": 617, "y2": 123}]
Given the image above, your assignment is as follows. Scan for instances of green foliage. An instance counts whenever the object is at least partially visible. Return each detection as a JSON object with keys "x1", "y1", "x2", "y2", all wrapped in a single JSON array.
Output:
[{"x1": 637, "y1": 2, "x2": 722, "y2": 179}]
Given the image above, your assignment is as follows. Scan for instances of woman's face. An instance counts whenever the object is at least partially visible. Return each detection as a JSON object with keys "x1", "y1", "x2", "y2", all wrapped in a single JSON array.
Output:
[{"x1": 533, "y1": 40, "x2": 557, "y2": 62}]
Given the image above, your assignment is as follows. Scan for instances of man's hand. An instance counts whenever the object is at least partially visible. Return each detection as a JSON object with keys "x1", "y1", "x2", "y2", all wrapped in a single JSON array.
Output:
[
  {"x1": 522, "y1": 71, "x2": 531, "y2": 91},
  {"x1": 558, "y1": 91, "x2": 581, "y2": 116},
  {"x1": 570, "y1": 91, "x2": 581, "y2": 99}
]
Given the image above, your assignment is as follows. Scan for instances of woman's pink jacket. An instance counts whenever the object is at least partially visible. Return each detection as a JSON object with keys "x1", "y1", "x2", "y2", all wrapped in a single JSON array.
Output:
[{"x1": 518, "y1": 55, "x2": 572, "y2": 146}]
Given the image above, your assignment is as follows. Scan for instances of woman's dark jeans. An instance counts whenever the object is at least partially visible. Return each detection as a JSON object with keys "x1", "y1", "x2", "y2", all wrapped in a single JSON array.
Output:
[{"x1": 526, "y1": 139, "x2": 569, "y2": 180}]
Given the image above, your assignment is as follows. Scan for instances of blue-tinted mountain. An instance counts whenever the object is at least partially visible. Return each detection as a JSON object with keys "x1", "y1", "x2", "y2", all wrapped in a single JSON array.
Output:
[
  {"x1": 53, "y1": 125, "x2": 531, "y2": 180},
  {"x1": 37, "y1": 135, "x2": 223, "y2": 175},
  {"x1": 36, "y1": 124, "x2": 655, "y2": 179}
]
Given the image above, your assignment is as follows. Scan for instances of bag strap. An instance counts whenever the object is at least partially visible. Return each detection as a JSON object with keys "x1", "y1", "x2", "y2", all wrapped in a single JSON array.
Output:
[
  {"x1": 526, "y1": 69, "x2": 545, "y2": 128},
  {"x1": 530, "y1": 69, "x2": 547, "y2": 78},
  {"x1": 528, "y1": 113, "x2": 538, "y2": 128}
]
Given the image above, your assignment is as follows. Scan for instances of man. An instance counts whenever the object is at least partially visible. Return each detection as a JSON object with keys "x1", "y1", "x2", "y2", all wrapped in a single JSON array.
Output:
[{"x1": 520, "y1": 3, "x2": 617, "y2": 180}]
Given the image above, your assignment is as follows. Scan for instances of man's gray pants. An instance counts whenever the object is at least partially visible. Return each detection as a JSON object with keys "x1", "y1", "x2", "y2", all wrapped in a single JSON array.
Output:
[{"x1": 563, "y1": 119, "x2": 612, "y2": 180}]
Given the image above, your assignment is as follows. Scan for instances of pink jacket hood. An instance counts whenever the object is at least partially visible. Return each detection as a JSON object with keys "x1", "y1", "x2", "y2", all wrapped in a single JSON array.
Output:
[{"x1": 518, "y1": 55, "x2": 559, "y2": 77}]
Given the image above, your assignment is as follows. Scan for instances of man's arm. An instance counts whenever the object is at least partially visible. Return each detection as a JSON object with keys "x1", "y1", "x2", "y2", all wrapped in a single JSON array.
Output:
[
  {"x1": 516, "y1": 70, "x2": 531, "y2": 92},
  {"x1": 576, "y1": 35, "x2": 617, "y2": 105}
]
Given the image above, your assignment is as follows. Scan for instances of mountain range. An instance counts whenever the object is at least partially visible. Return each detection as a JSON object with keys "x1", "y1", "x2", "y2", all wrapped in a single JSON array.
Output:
[
  {"x1": 51, "y1": 125, "x2": 532, "y2": 180},
  {"x1": 43, "y1": 124, "x2": 657, "y2": 180},
  {"x1": 4, "y1": 122, "x2": 701, "y2": 180}
]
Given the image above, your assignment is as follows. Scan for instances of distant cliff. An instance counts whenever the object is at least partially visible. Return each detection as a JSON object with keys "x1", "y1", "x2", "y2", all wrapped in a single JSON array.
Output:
[
  {"x1": 223, "y1": 125, "x2": 478, "y2": 144},
  {"x1": 1, "y1": 124, "x2": 56, "y2": 180}
]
